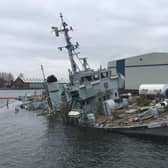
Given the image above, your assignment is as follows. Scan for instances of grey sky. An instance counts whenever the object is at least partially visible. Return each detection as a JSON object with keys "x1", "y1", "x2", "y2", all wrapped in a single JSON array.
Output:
[{"x1": 0, "y1": 0, "x2": 168, "y2": 79}]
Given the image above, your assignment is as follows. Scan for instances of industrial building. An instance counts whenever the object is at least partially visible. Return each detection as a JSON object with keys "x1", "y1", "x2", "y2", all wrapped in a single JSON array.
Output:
[
  {"x1": 108, "y1": 52, "x2": 168, "y2": 90},
  {"x1": 13, "y1": 76, "x2": 44, "y2": 89}
]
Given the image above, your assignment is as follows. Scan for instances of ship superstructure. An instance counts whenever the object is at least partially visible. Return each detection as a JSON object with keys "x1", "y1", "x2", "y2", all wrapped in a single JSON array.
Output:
[{"x1": 48, "y1": 13, "x2": 124, "y2": 125}]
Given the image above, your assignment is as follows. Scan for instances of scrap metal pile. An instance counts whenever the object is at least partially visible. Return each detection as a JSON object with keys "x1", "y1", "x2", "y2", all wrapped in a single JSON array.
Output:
[
  {"x1": 96, "y1": 94, "x2": 168, "y2": 128},
  {"x1": 18, "y1": 93, "x2": 48, "y2": 112}
]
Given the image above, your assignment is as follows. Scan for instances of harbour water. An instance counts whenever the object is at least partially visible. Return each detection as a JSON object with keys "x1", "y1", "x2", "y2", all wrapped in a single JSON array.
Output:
[{"x1": 0, "y1": 90, "x2": 168, "y2": 168}]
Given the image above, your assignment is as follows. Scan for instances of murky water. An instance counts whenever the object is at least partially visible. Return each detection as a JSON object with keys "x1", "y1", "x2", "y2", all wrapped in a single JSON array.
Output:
[
  {"x1": 0, "y1": 89, "x2": 43, "y2": 97},
  {"x1": 0, "y1": 90, "x2": 168, "y2": 168}
]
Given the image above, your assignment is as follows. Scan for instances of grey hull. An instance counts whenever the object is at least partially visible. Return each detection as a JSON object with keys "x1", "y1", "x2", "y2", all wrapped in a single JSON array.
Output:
[{"x1": 105, "y1": 125, "x2": 168, "y2": 137}]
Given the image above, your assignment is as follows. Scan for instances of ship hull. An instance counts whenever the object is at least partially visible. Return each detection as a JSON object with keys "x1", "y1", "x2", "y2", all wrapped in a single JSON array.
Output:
[{"x1": 104, "y1": 125, "x2": 168, "y2": 137}]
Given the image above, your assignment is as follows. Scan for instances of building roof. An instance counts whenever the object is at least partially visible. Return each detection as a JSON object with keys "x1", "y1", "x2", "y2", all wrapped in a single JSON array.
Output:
[
  {"x1": 111, "y1": 52, "x2": 168, "y2": 61},
  {"x1": 108, "y1": 52, "x2": 168, "y2": 67},
  {"x1": 18, "y1": 76, "x2": 44, "y2": 83},
  {"x1": 16, "y1": 76, "x2": 69, "y2": 84}
]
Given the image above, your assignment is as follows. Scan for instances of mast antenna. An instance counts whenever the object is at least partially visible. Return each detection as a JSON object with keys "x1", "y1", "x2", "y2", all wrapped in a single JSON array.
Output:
[{"x1": 51, "y1": 13, "x2": 80, "y2": 74}]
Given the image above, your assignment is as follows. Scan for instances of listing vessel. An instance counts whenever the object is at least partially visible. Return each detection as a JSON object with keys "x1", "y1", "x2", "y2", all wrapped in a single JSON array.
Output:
[
  {"x1": 47, "y1": 13, "x2": 168, "y2": 137},
  {"x1": 48, "y1": 13, "x2": 124, "y2": 124}
]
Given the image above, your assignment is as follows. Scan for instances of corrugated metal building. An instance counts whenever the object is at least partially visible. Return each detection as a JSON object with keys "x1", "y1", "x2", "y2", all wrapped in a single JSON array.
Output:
[{"x1": 108, "y1": 52, "x2": 168, "y2": 90}]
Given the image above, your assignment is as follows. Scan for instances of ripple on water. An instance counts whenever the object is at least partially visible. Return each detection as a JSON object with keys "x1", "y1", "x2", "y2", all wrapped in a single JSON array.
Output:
[{"x1": 0, "y1": 97, "x2": 168, "y2": 167}]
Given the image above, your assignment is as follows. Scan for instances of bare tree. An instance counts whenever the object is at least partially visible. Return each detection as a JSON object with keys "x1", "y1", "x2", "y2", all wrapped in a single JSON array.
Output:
[{"x1": 0, "y1": 72, "x2": 14, "y2": 88}]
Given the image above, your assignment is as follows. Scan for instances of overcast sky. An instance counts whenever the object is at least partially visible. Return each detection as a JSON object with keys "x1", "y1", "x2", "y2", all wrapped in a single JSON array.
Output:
[{"x1": 1, "y1": 0, "x2": 168, "y2": 79}]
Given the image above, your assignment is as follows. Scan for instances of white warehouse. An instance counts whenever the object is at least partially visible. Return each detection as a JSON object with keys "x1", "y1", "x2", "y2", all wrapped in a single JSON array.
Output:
[{"x1": 108, "y1": 52, "x2": 168, "y2": 90}]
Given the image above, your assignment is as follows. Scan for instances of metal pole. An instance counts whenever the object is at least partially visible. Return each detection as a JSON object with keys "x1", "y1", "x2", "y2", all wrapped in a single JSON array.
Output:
[{"x1": 40, "y1": 65, "x2": 53, "y2": 113}]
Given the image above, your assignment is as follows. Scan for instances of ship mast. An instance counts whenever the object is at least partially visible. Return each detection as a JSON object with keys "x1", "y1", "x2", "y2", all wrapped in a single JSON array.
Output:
[{"x1": 51, "y1": 13, "x2": 79, "y2": 74}]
